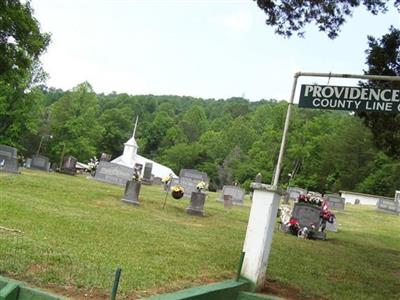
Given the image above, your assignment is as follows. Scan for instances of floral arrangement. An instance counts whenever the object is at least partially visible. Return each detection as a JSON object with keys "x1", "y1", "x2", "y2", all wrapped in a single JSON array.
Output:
[
  {"x1": 88, "y1": 156, "x2": 99, "y2": 175},
  {"x1": 132, "y1": 165, "x2": 141, "y2": 182},
  {"x1": 162, "y1": 175, "x2": 171, "y2": 184},
  {"x1": 298, "y1": 194, "x2": 322, "y2": 206},
  {"x1": 196, "y1": 181, "x2": 208, "y2": 192},
  {"x1": 171, "y1": 185, "x2": 184, "y2": 199}
]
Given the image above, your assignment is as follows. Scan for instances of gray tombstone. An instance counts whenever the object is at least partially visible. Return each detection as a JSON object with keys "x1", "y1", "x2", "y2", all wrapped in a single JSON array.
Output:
[
  {"x1": 31, "y1": 155, "x2": 50, "y2": 171},
  {"x1": 25, "y1": 158, "x2": 32, "y2": 168},
  {"x1": 292, "y1": 203, "x2": 321, "y2": 229},
  {"x1": 286, "y1": 187, "x2": 307, "y2": 203},
  {"x1": 0, "y1": 144, "x2": 19, "y2": 173},
  {"x1": 325, "y1": 221, "x2": 338, "y2": 232},
  {"x1": 376, "y1": 196, "x2": 400, "y2": 215},
  {"x1": 142, "y1": 162, "x2": 153, "y2": 185},
  {"x1": 219, "y1": 185, "x2": 245, "y2": 206},
  {"x1": 121, "y1": 180, "x2": 141, "y2": 205},
  {"x1": 354, "y1": 199, "x2": 360, "y2": 205},
  {"x1": 94, "y1": 161, "x2": 134, "y2": 186},
  {"x1": 153, "y1": 177, "x2": 163, "y2": 185},
  {"x1": 186, "y1": 192, "x2": 206, "y2": 216},
  {"x1": 223, "y1": 194, "x2": 233, "y2": 209},
  {"x1": 60, "y1": 155, "x2": 77, "y2": 175},
  {"x1": 325, "y1": 194, "x2": 345, "y2": 211},
  {"x1": 255, "y1": 173, "x2": 262, "y2": 183},
  {"x1": 179, "y1": 169, "x2": 209, "y2": 198}
]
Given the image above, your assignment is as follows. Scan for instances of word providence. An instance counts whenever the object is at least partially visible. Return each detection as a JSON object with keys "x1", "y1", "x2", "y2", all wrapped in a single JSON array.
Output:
[{"x1": 299, "y1": 84, "x2": 400, "y2": 113}]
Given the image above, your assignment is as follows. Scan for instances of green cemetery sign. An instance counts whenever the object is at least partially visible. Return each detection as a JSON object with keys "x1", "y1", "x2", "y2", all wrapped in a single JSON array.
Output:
[{"x1": 298, "y1": 84, "x2": 400, "y2": 113}]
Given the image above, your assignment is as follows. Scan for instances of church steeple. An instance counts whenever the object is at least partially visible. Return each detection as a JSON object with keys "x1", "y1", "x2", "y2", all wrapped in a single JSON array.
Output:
[{"x1": 122, "y1": 116, "x2": 139, "y2": 161}]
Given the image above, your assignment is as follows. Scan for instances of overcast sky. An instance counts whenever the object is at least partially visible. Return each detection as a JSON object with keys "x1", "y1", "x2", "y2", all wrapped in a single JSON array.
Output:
[{"x1": 31, "y1": 0, "x2": 399, "y2": 102}]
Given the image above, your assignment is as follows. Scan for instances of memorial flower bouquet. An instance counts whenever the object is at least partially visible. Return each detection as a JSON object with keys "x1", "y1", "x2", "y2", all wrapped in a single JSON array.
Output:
[
  {"x1": 196, "y1": 181, "x2": 208, "y2": 193},
  {"x1": 171, "y1": 185, "x2": 184, "y2": 199}
]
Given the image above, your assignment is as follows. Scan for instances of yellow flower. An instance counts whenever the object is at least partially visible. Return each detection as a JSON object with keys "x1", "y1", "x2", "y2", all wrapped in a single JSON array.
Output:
[{"x1": 172, "y1": 185, "x2": 184, "y2": 193}]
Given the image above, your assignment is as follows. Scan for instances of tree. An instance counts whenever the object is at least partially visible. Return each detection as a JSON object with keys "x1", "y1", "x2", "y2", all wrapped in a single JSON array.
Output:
[
  {"x1": 50, "y1": 82, "x2": 104, "y2": 161},
  {"x1": 179, "y1": 105, "x2": 208, "y2": 142},
  {"x1": 254, "y1": 0, "x2": 399, "y2": 38},
  {"x1": 356, "y1": 27, "x2": 400, "y2": 158},
  {"x1": 0, "y1": 0, "x2": 50, "y2": 147}
]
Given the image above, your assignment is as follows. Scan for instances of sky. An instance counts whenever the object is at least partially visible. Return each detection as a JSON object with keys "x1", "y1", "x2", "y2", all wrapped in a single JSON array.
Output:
[{"x1": 30, "y1": 0, "x2": 399, "y2": 102}]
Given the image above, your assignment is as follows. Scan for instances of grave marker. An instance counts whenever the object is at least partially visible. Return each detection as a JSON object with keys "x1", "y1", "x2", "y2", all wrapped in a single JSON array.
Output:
[
  {"x1": 179, "y1": 169, "x2": 209, "y2": 198},
  {"x1": 142, "y1": 162, "x2": 153, "y2": 185},
  {"x1": 376, "y1": 196, "x2": 400, "y2": 215},
  {"x1": 60, "y1": 155, "x2": 77, "y2": 175},
  {"x1": 0, "y1": 144, "x2": 19, "y2": 173},
  {"x1": 94, "y1": 161, "x2": 134, "y2": 186},
  {"x1": 285, "y1": 187, "x2": 307, "y2": 202},
  {"x1": 325, "y1": 194, "x2": 345, "y2": 211},
  {"x1": 31, "y1": 155, "x2": 50, "y2": 171},
  {"x1": 219, "y1": 185, "x2": 245, "y2": 205},
  {"x1": 186, "y1": 192, "x2": 206, "y2": 216}
]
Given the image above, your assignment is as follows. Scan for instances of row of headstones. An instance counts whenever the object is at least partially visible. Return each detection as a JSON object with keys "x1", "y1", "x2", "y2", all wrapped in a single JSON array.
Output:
[
  {"x1": 286, "y1": 187, "x2": 346, "y2": 211},
  {"x1": 0, "y1": 143, "x2": 82, "y2": 175},
  {"x1": 121, "y1": 174, "x2": 208, "y2": 216},
  {"x1": 0, "y1": 144, "x2": 54, "y2": 173}
]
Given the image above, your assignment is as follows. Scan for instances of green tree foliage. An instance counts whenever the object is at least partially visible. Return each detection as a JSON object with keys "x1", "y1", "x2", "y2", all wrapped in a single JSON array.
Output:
[
  {"x1": 0, "y1": 0, "x2": 50, "y2": 148},
  {"x1": 49, "y1": 82, "x2": 104, "y2": 161},
  {"x1": 37, "y1": 86, "x2": 398, "y2": 194},
  {"x1": 179, "y1": 105, "x2": 208, "y2": 142},
  {"x1": 356, "y1": 27, "x2": 400, "y2": 158},
  {"x1": 254, "y1": 0, "x2": 399, "y2": 38}
]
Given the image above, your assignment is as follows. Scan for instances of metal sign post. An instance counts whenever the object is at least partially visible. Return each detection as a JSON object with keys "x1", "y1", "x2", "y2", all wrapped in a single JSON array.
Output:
[{"x1": 272, "y1": 72, "x2": 400, "y2": 188}]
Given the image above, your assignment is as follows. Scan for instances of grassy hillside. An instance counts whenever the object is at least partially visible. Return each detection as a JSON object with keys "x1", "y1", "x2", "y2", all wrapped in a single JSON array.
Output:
[{"x1": 0, "y1": 170, "x2": 399, "y2": 299}]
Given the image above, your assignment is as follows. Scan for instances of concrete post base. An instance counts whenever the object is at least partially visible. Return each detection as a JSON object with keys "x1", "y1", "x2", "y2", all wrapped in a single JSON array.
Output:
[{"x1": 240, "y1": 183, "x2": 281, "y2": 291}]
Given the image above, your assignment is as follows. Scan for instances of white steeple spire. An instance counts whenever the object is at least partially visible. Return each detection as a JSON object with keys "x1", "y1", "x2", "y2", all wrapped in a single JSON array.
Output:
[{"x1": 122, "y1": 116, "x2": 139, "y2": 162}]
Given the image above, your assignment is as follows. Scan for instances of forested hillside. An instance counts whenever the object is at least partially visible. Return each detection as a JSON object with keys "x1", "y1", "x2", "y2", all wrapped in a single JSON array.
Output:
[{"x1": 5, "y1": 82, "x2": 397, "y2": 197}]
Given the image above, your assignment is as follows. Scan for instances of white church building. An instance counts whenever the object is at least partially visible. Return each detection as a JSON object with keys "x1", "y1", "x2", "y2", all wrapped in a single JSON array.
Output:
[{"x1": 111, "y1": 119, "x2": 177, "y2": 179}]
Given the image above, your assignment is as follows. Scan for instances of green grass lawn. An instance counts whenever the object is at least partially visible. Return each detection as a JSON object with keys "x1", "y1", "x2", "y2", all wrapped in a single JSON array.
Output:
[{"x1": 0, "y1": 170, "x2": 399, "y2": 300}]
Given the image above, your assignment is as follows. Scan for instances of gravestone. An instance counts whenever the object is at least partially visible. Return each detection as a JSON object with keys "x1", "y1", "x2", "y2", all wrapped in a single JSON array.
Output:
[
  {"x1": 179, "y1": 169, "x2": 209, "y2": 198},
  {"x1": 354, "y1": 199, "x2": 360, "y2": 205},
  {"x1": 153, "y1": 177, "x2": 163, "y2": 185},
  {"x1": 292, "y1": 203, "x2": 321, "y2": 229},
  {"x1": 25, "y1": 158, "x2": 32, "y2": 168},
  {"x1": 219, "y1": 185, "x2": 245, "y2": 205},
  {"x1": 376, "y1": 196, "x2": 400, "y2": 215},
  {"x1": 142, "y1": 162, "x2": 153, "y2": 185},
  {"x1": 255, "y1": 173, "x2": 262, "y2": 183},
  {"x1": 0, "y1": 144, "x2": 19, "y2": 173},
  {"x1": 121, "y1": 180, "x2": 141, "y2": 205},
  {"x1": 223, "y1": 194, "x2": 233, "y2": 208},
  {"x1": 325, "y1": 221, "x2": 338, "y2": 232},
  {"x1": 94, "y1": 161, "x2": 134, "y2": 185},
  {"x1": 285, "y1": 187, "x2": 307, "y2": 203},
  {"x1": 325, "y1": 194, "x2": 345, "y2": 211},
  {"x1": 60, "y1": 155, "x2": 77, "y2": 175},
  {"x1": 31, "y1": 155, "x2": 50, "y2": 171},
  {"x1": 186, "y1": 192, "x2": 206, "y2": 216}
]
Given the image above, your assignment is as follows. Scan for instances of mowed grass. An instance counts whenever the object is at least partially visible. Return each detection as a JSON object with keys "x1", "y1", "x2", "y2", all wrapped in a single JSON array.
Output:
[{"x1": 0, "y1": 170, "x2": 399, "y2": 299}]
